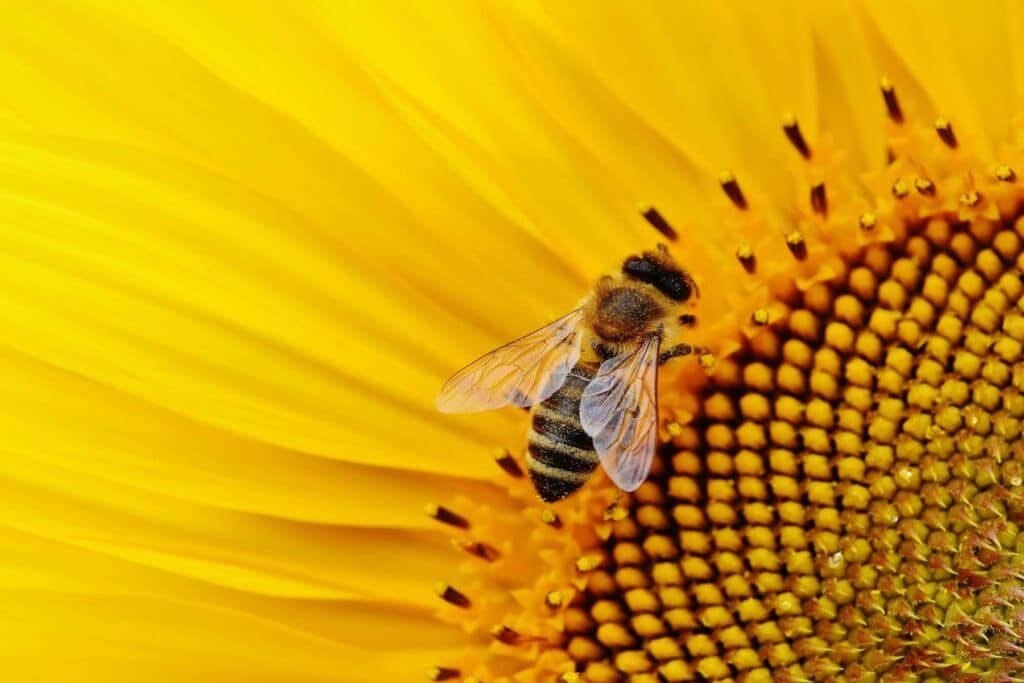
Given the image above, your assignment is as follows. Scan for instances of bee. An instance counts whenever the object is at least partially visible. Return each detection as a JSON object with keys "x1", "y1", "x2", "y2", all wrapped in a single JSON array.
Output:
[{"x1": 436, "y1": 244, "x2": 705, "y2": 502}]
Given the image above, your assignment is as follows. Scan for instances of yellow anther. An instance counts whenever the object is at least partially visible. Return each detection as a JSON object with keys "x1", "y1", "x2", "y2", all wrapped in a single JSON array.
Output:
[
  {"x1": 996, "y1": 164, "x2": 1016, "y2": 182},
  {"x1": 425, "y1": 666, "x2": 459, "y2": 681},
  {"x1": 859, "y1": 212, "x2": 877, "y2": 230},
  {"x1": 752, "y1": 308, "x2": 770, "y2": 325},
  {"x1": 914, "y1": 177, "x2": 935, "y2": 195},
  {"x1": 736, "y1": 243, "x2": 756, "y2": 272},
  {"x1": 934, "y1": 117, "x2": 957, "y2": 147},
  {"x1": 960, "y1": 190, "x2": 981, "y2": 206},
  {"x1": 545, "y1": 590, "x2": 564, "y2": 608},
  {"x1": 720, "y1": 170, "x2": 748, "y2": 209},
  {"x1": 540, "y1": 509, "x2": 561, "y2": 527},
  {"x1": 786, "y1": 230, "x2": 807, "y2": 259},
  {"x1": 879, "y1": 76, "x2": 902, "y2": 123},
  {"x1": 892, "y1": 179, "x2": 910, "y2": 198},
  {"x1": 782, "y1": 113, "x2": 811, "y2": 158},
  {"x1": 603, "y1": 504, "x2": 629, "y2": 522}
]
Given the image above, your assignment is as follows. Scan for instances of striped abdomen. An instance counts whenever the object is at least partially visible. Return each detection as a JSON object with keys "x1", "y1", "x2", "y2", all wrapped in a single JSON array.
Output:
[{"x1": 526, "y1": 363, "x2": 600, "y2": 502}]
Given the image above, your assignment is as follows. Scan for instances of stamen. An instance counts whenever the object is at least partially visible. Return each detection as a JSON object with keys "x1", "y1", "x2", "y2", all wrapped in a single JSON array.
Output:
[
  {"x1": 490, "y1": 624, "x2": 543, "y2": 645},
  {"x1": 935, "y1": 118, "x2": 957, "y2": 148},
  {"x1": 604, "y1": 503, "x2": 628, "y2": 521},
  {"x1": 736, "y1": 244, "x2": 756, "y2": 273},
  {"x1": 493, "y1": 448, "x2": 523, "y2": 477},
  {"x1": 639, "y1": 205, "x2": 678, "y2": 241},
  {"x1": 880, "y1": 77, "x2": 903, "y2": 124},
  {"x1": 425, "y1": 666, "x2": 460, "y2": 681},
  {"x1": 859, "y1": 212, "x2": 877, "y2": 231},
  {"x1": 782, "y1": 114, "x2": 811, "y2": 159},
  {"x1": 540, "y1": 509, "x2": 562, "y2": 528},
  {"x1": 545, "y1": 590, "x2": 564, "y2": 608},
  {"x1": 677, "y1": 313, "x2": 697, "y2": 327},
  {"x1": 452, "y1": 538, "x2": 500, "y2": 562},
  {"x1": 996, "y1": 165, "x2": 1016, "y2": 182},
  {"x1": 751, "y1": 308, "x2": 770, "y2": 325},
  {"x1": 960, "y1": 190, "x2": 981, "y2": 207},
  {"x1": 434, "y1": 582, "x2": 471, "y2": 608},
  {"x1": 425, "y1": 503, "x2": 470, "y2": 529},
  {"x1": 914, "y1": 177, "x2": 935, "y2": 196},
  {"x1": 575, "y1": 554, "x2": 602, "y2": 572},
  {"x1": 718, "y1": 170, "x2": 747, "y2": 209},
  {"x1": 810, "y1": 181, "x2": 827, "y2": 215},
  {"x1": 785, "y1": 230, "x2": 807, "y2": 260},
  {"x1": 892, "y1": 179, "x2": 910, "y2": 198}
]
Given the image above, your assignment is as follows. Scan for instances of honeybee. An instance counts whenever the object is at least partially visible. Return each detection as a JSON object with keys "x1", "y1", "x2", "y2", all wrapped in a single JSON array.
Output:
[{"x1": 437, "y1": 245, "x2": 705, "y2": 502}]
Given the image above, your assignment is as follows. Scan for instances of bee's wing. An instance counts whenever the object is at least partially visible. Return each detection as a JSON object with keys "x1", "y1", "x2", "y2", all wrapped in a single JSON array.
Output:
[
  {"x1": 436, "y1": 309, "x2": 584, "y2": 413},
  {"x1": 579, "y1": 334, "x2": 659, "y2": 492}
]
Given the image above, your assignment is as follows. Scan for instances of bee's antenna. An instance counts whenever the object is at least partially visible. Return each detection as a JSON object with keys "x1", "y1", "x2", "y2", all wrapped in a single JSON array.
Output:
[
  {"x1": 688, "y1": 274, "x2": 701, "y2": 301},
  {"x1": 638, "y1": 204, "x2": 678, "y2": 242}
]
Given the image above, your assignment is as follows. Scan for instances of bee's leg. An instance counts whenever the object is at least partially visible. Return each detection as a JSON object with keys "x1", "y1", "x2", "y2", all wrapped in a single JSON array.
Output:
[
  {"x1": 677, "y1": 314, "x2": 698, "y2": 328},
  {"x1": 658, "y1": 343, "x2": 707, "y2": 366}
]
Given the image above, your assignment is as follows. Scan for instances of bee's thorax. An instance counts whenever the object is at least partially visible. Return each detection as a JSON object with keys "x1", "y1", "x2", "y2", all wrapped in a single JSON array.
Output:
[{"x1": 587, "y1": 281, "x2": 664, "y2": 345}]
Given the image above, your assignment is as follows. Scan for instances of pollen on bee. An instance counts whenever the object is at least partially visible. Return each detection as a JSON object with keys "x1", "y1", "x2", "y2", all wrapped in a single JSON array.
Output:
[
  {"x1": 810, "y1": 181, "x2": 827, "y2": 215},
  {"x1": 880, "y1": 77, "x2": 903, "y2": 124},
  {"x1": 782, "y1": 113, "x2": 812, "y2": 159},
  {"x1": 718, "y1": 170, "x2": 747, "y2": 209},
  {"x1": 935, "y1": 117, "x2": 957, "y2": 148},
  {"x1": 425, "y1": 503, "x2": 470, "y2": 529},
  {"x1": 639, "y1": 205, "x2": 678, "y2": 241}
]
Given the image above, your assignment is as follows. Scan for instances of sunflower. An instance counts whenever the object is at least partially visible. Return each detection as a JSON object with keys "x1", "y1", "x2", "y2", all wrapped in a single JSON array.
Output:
[{"x1": 5, "y1": 1, "x2": 1024, "y2": 681}]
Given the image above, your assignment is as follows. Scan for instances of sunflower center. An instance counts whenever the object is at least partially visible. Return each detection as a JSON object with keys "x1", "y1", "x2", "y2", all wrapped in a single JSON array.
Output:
[
  {"x1": 563, "y1": 217, "x2": 1024, "y2": 681},
  {"x1": 428, "y1": 81, "x2": 1024, "y2": 682}
]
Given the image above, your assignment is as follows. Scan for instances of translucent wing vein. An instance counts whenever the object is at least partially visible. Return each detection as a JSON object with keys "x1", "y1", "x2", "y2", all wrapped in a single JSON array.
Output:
[
  {"x1": 579, "y1": 334, "x2": 659, "y2": 491},
  {"x1": 436, "y1": 309, "x2": 584, "y2": 413}
]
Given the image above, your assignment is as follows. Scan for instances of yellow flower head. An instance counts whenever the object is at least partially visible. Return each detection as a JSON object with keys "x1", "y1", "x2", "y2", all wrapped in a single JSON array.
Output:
[{"x1": 6, "y1": 2, "x2": 1024, "y2": 683}]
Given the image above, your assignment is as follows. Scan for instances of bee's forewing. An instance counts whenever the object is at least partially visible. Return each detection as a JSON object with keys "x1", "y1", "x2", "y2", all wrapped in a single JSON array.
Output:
[
  {"x1": 579, "y1": 334, "x2": 659, "y2": 492},
  {"x1": 436, "y1": 309, "x2": 584, "y2": 413}
]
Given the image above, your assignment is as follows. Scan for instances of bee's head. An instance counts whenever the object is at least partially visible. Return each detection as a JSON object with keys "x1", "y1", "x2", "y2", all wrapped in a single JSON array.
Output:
[{"x1": 621, "y1": 244, "x2": 698, "y2": 303}]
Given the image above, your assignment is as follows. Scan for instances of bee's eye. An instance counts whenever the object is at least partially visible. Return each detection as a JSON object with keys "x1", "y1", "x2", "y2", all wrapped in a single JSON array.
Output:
[{"x1": 622, "y1": 255, "x2": 691, "y2": 302}]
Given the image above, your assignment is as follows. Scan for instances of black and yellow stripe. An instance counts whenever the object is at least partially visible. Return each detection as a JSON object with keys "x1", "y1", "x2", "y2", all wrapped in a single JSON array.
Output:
[{"x1": 526, "y1": 363, "x2": 599, "y2": 502}]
